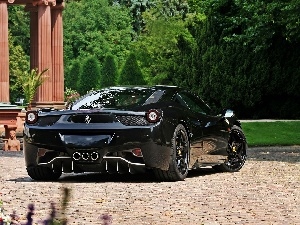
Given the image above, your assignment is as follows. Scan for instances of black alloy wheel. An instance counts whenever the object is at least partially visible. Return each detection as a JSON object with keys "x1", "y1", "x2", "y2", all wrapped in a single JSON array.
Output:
[
  {"x1": 213, "y1": 125, "x2": 247, "y2": 172},
  {"x1": 153, "y1": 124, "x2": 190, "y2": 181},
  {"x1": 175, "y1": 126, "x2": 190, "y2": 176}
]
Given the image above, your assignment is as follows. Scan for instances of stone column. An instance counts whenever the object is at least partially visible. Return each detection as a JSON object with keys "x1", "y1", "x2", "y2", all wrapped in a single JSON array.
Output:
[
  {"x1": 24, "y1": 4, "x2": 39, "y2": 104},
  {"x1": 28, "y1": 5, "x2": 39, "y2": 71},
  {"x1": 51, "y1": 3, "x2": 65, "y2": 108},
  {"x1": 32, "y1": 1, "x2": 54, "y2": 108},
  {"x1": 0, "y1": 1, "x2": 9, "y2": 103}
]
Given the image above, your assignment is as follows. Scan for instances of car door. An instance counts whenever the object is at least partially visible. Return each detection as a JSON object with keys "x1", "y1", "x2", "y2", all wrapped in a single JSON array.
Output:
[{"x1": 176, "y1": 92, "x2": 228, "y2": 164}]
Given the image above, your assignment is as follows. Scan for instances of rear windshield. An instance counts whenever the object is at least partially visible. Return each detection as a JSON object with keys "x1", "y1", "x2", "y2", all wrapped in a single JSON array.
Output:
[{"x1": 71, "y1": 88, "x2": 163, "y2": 110}]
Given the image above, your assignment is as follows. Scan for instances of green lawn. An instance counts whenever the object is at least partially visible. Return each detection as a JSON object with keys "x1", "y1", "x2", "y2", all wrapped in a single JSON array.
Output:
[{"x1": 241, "y1": 121, "x2": 300, "y2": 147}]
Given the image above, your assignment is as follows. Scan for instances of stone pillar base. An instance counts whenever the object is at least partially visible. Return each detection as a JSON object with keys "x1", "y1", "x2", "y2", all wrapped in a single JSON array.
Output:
[{"x1": 30, "y1": 101, "x2": 66, "y2": 110}]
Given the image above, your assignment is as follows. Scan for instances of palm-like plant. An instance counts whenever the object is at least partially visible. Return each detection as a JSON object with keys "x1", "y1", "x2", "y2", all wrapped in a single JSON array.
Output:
[{"x1": 18, "y1": 68, "x2": 49, "y2": 109}]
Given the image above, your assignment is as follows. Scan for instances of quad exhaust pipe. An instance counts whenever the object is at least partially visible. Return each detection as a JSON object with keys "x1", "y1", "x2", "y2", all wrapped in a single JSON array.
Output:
[{"x1": 72, "y1": 151, "x2": 99, "y2": 161}]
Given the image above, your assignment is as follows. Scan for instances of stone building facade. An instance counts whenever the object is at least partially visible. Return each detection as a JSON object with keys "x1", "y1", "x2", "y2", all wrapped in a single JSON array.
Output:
[{"x1": 0, "y1": 0, "x2": 66, "y2": 150}]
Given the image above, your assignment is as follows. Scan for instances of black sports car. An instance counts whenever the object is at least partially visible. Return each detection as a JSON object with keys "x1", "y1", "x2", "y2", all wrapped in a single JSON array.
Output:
[{"x1": 23, "y1": 85, "x2": 247, "y2": 181}]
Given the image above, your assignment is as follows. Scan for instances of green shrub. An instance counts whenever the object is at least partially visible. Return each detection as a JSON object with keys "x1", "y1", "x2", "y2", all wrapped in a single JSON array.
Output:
[
  {"x1": 100, "y1": 54, "x2": 118, "y2": 88},
  {"x1": 65, "y1": 60, "x2": 81, "y2": 90},
  {"x1": 118, "y1": 53, "x2": 146, "y2": 85},
  {"x1": 77, "y1": 55, "x2": 101, "y2": 95}
]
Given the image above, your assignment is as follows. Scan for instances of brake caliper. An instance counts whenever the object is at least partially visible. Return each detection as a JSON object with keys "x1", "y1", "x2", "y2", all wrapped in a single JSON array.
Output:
[{"x1": 232, "y1": 145, "x2": 237, "y2": 153}]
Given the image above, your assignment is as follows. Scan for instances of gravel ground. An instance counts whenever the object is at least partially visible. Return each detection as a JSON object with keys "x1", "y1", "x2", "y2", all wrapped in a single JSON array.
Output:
[{"x1": 0, "y1": 146, "x2": 300, "y2": 225}]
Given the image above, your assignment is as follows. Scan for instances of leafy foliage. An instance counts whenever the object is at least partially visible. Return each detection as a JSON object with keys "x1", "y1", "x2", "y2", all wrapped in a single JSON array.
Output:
[
  {"x1": 8, "y1": 31, "x2": 30, "y2": 103},
  {"x1": 65, "y1": 60, "x2": 81, "y2": 90},
  {"x1": 64, "y1": 87, "x2": 80, "y2": 108},
  {"x1": 193, "y1": 0, "x2": 300, "y2": 50},
  {"x1": 78, "y1": 55, "x2": 101, "y2": 95},
  {"x1": 132, "y1": 8, "x2": 195, "y2": 85},
  {"x1": 100, "y1": 54, "x2": 118, "y2": 88},
  {"x1": 113, "y1": 0, "x2": 153, "y2": 36},
  {"x1": 17, "y1": 68, "x2": 49, "y2": 108},
  {"x1": 171, "y1": 0, "x2": 300, "y2": 118},
  {"x1": 118, "y1": 52, "x2": 146, "y2": 85},
  {"x1": 8, "y1": 5, "x2": 30, "y2": 55},
  {"x1": 154, "y1": 0, "x2": 189, "y2": 18},
  {"x1": 7, "y1": 6, "x2": 30, "y2": 103},
  {"x1": 63, "y1": 0, "x2": 133, "y2": 74},
  {"x1": 6, "y1": 0, "x2": 300, "y2": 118}
]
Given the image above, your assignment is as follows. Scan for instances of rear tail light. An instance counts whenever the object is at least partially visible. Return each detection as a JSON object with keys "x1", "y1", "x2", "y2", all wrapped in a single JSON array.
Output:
[
  {"x1": 26, "y1": 111, "x2": 38, "y2": 124},
  {"x1": 146, "y1": 109, "x2": 161, "y2": 123},
  {"x1": 131, "y1": 148, "x2": 143, "y2": 157}
]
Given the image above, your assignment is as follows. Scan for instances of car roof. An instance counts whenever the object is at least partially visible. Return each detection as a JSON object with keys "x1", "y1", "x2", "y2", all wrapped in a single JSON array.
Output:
[{"x1": 105, "y1": 85, "x2": 181, "y2": 93}]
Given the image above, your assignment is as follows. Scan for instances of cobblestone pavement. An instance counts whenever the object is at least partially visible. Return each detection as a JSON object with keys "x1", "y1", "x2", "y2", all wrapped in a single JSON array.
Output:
[{"x1": 0, "y1": 146, "x2": 300, "y2": 225}]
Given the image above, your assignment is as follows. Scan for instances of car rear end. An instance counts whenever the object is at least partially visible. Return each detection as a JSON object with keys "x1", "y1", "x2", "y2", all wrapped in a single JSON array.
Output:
[{"x1": 23, "y1": 107, "x2": 172, "y2": 175}]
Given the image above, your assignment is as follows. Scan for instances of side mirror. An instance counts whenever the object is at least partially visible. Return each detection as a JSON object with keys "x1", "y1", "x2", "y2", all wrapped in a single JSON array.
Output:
[{"x1": 223, "y1": 109, "x2": 234, "y2": 118}]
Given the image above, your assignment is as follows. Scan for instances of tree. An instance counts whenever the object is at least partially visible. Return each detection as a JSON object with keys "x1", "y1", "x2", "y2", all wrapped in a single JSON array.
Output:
[
  {"x1": 112, "y1": 0, "x2": 153, "y2": 36},
  {"x1": 8, "y1": 31, "x2": 30, "y2": 103},
  {"x1": 63, "y1": 0, "x2": 133, "y2": 76},
  {"x1": 178, "y1": 0, "x2": 300, "y2": 118},
  {"x1": 65, "y1": 60, "x2": 81, "y2": 90},
  {"x1": 154, "y1": 0, "x2": 189, "y2": 18},
  {"x1": 99, "y1": 54, "x2": 118, "y2": 88},
  {"x1": 8, "y1": 5, "x2": 30, "y2": 55},
  {"x1": 131, "y1": 8, "x2": 195, "y2": 85},
  {"x1": 191, "y1": 0, "x2": 300, "y2": 50},
  {"x1": 118, "y1": 52, "x2": 146, "y2": 85},
  {"x1": 113, "y1": 0, "x2": 189, "y2": 36},
  {"x1": 78, "y1": 55, "x2": 101, "y2": 95}
]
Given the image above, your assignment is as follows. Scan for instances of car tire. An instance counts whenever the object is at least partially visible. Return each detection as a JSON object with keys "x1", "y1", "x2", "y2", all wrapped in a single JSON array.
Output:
[
  {"x1": 24, "y1": 141, "x2": 62, "y2": 181},
  {"x1": 213, "y1": 125, "x2": 247, "y2": 172},
  {"x1": 153, "y1": 124, "x2": 190, "y2": 181},
  {"x1": 27, "y1": 166, "x2": 62, "y2": 181}
]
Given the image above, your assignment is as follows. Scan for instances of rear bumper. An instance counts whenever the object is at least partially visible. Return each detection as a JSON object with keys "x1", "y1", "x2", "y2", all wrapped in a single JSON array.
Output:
[
  {"x1": 33, "y1": 156, "x2": 147, "y2": 174},
  {"x1": 23, "y1": 123, "x2": 172, "y2": 172}
]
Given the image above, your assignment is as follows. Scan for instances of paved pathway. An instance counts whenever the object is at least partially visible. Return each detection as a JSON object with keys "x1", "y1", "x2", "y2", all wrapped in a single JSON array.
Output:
[{"x1": 0, "y1": 146, "x2": 300, "y2": 225}]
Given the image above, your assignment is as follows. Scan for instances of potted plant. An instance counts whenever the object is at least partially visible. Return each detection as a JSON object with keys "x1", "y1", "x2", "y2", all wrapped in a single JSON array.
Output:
[{"x1": 18, "y1": 68, "x2": 49, "y2": 110}]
